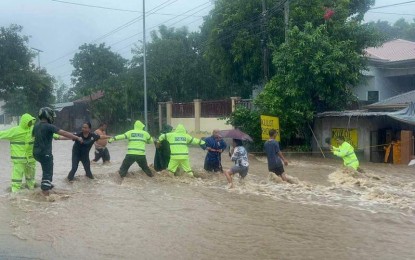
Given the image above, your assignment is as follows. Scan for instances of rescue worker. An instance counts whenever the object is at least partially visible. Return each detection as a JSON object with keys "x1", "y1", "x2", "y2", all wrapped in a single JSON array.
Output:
[
  {"x1": 0, "y1": 113, "x2": 36, "y2": 192},
  {"x1": 203, "y1": 129, "x2": 227, "y2": 172},
  {"x1": 330, "y1": 136, "x2": 360, "y2": 171},
  {"x1": 153, "y1": 124, "x2": 173, "y2": 172},
  {"x1": 33, "y1": 107, "x2": 82, "y2": 195},
  {"x1": 158, "y1": 124, "x2": 205, "y2": 177},
  {"x1": 109, "y1": 120, "x2": 153, "y2": 178}
]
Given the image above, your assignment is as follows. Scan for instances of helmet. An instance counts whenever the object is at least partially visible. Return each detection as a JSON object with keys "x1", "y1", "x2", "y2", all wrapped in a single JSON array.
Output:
[{"x1": 38, "y1": 107, "x2": 56, "y2": 123}]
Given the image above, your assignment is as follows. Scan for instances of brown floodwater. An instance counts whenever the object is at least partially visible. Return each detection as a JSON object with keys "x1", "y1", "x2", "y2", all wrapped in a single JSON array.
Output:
[{"x1": 0, "y1": 140, "x2": 414, "y2": 259}]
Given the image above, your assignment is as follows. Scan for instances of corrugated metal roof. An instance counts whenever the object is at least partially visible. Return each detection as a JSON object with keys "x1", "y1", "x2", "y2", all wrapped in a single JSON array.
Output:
[
  {"x1": 366, "y1": 89, "x2": 415, "y2": 109},
  {"x1": 317, "y1": 110, "x2": 389, "y2": 117},
  {"x1": 53, "y1": 102, "x2": 74, "y2": 112},
  {"x1": 365, "y1": 39, "x2": 415, "y2": 62}
]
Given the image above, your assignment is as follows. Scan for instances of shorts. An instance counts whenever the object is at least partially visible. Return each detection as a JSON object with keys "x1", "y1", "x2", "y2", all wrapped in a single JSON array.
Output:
[
  {"x1": 230, "y1": 165, "x2": 248, "y2": 178},
  {"x1": 270, "y1": 165, "x2": 285, "y2": 176}
]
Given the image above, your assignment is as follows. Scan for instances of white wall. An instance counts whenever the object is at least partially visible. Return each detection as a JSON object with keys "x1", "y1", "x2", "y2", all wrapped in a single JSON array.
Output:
[
  {"x1": 355, "y1": 65, "x2": 415, "y2": 102},
  {"x1": 170, "y1": 117, "x2": 233, "y2": 134},
  {"x1": 171, "y1": 118, "x2": 196, "y2": 132}
]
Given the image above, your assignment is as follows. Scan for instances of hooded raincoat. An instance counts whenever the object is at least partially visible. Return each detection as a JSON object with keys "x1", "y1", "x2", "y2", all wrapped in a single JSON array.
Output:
[
  {"x1": 332, "y1": 141, "x2": 359, "y2": 170},
  {"x1": 0, "y1": 113, "x2": 36, "y2": 192},
  {"x1": 111, "y1": 120, "x2": 153, "y2": 155},
  {"x1": 110, "y1": 120, "x2": 154, "y2": 177},
  {"x1": 158, "y1": 124, "x2": 205, "y2": 176}
]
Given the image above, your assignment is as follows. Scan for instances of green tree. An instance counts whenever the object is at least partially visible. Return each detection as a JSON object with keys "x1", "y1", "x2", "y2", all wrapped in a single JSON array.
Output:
[
  {"x1": 368, "y1": 18, "x2": 415, "y2": 41},
  {"x1": 0, "y1": 24, "x2": 55, "y2": 116},
  {"x1": 201, "y1": 0, "x2": 285, "y2": 97},
  {"x1": 70, "y1": 43, "x2": 127, "y2": 96},
  {"x1": 256, "y1": 23, "x2": 374, "y2": 141},
  {"x1": 131, "y1": 25, "x2": 216, "y2": 104}
]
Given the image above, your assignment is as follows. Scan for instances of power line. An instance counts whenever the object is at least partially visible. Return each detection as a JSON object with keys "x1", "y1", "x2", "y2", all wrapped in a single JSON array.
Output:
[
  {"x1": 53, "y1": 1, "x2": 212, "y2": 77},
  {"x1": 51, "y1": 0, "x2": 140, "y2": 13},
  {"x1": 45, "y1": 0, "x2": 177, "y2": 67},
  {"x1": 367, "y1": 11, "x2": 415, "y2": 17},
  {"x1": 370, "y1": 1, "x2": 415, "y2": 10}
]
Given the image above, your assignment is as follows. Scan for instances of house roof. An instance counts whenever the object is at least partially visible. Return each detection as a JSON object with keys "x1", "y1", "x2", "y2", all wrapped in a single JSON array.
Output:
[
  {"x1": 365, "y1": 39, "x2": 415, "y2": 62},
  {"x1": 53, "y1": 102, "x2": 74, "y2": 112},
  {"x1": 366, "y1": 90, "x2": 415, "y2": 110},
  {"x1": 316, "y1": 110, "x2": 389, "y2": 117},
  {"x1": 73, "y1": 90, "x2": 104, "y2": 103}
]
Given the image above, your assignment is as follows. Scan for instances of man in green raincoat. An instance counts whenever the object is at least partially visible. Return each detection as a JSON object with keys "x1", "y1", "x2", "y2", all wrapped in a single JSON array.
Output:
[
  {"x1": 0, "y1": 113, "x2": 36, "y2": 192},
  {"x1": 330, "y1": 136, "x2": 360, "y2": 171},
  {"x1": 158, "y1": 124, "x2": 205, "y2": 177},
  {"x1": 109, "y1": 120, "x2": 153, "y2": 178}
]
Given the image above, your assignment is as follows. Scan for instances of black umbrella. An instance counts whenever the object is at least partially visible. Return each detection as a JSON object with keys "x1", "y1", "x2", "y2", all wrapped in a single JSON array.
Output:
[{"x1": 219, "y1": 129, "x2": 253, "y2": 142}]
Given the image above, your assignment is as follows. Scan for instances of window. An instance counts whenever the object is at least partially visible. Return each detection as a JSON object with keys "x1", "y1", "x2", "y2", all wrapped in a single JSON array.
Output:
[{"x1": 367, "y1": 91, "x2": 379, "y2": 104}]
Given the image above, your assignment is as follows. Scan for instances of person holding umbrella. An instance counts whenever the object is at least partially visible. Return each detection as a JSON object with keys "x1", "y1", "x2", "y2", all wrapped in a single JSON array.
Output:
[
  {"x1": 203, "y1": 129, "x2": 227, "y2": 172},
  {"x1": 224, "y1": 138, "x2": 249, "y2": 189}
]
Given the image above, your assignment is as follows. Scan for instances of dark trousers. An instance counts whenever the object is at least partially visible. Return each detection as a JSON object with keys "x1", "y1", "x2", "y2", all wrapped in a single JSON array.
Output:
[
  {"x1": 204, "y1": 154, "x2": 223, "y2": 172},
  {"x1": 119, "y1": 154, "x2": 153, "y2": 177},
  {"x1": 34, "y1": 153, "x2": 54, "y2": 191},
  {"x1": 93, "y1": 147, "x2": 110, "y2": 162},
  {"x1": 68, "y1": 151, "x2": 93, "y2": 180}
]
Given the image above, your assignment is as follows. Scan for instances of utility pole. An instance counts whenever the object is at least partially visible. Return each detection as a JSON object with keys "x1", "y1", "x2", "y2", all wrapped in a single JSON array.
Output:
[
  {"x1": 284, "y1": 0, "x2": 290, "y2": 43},
  {"x1": 142, "y1": 0, "x2": 148, "y2": 130},
  {"x1": 261, "y1": 0, "x2": 269, "y2": 83},
  {"x1": 31, "y1": 47, "x2": 43, "y2": 68}
]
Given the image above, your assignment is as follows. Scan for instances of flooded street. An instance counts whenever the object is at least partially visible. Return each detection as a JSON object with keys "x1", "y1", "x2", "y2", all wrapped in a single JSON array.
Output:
[{"x1": 1, "y1": 140, "x2": 415, "y2": 259}]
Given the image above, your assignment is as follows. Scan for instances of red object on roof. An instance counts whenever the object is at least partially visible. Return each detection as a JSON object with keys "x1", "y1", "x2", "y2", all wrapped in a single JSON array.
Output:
[
  {"x1": 324, "y1": 8, "x2": 335, "y2": 21},
  {"x1": 365, "y1": 39, "x2": 415, "y2": 62},
  {"x1": 73, "y1": 90, "x2": 104, "y2": 103}
]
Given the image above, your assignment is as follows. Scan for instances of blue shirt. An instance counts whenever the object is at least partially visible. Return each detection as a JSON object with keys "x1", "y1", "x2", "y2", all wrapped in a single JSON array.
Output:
[{"x1": 264, "y1": 139, "x2": 282, "y2": 170}]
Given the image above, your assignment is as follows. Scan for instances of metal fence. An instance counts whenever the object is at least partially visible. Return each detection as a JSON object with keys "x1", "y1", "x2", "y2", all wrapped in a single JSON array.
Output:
[
  {"x1": 172, "y1": 102, "x2": 195, "y2": 118},
  {"x1": 201, "y1": 99, "x2": 232, "y2": 118},
  {"x1": 235, "y1": 99, "x2": 253, "y2": 110}
]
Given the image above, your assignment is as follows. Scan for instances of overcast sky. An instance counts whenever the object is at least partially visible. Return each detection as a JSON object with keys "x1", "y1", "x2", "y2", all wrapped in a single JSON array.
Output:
[{"x1": 0, "y1": 0, "x2": 414, "y2": 87}]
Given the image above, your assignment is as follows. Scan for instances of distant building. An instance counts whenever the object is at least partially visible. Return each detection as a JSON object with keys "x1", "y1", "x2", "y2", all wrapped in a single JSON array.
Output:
[
  {"x1": 313, "y1": 91, "x2": 415, "y2": 164},
  {"x1": 354, "y1": 39, "x2": 415, "y2": 104},
  {"x1": 53, "y1": 91, "x2": 104, "y2": 131}
]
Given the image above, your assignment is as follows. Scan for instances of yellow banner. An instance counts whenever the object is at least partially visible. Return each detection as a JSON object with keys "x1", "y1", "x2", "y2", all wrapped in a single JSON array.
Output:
[
  {"x1": 331, "y1": 128, "x2": 358, "y2": 149},
  {"x1": 261, "y1": 115, "x2": 280, "y2": 141}
]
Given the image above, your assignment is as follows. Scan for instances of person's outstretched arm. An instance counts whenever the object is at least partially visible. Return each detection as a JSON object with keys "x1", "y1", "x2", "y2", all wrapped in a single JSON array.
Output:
[{"x1": 57, "y1": 130, "x2": 83, "y2": 143}]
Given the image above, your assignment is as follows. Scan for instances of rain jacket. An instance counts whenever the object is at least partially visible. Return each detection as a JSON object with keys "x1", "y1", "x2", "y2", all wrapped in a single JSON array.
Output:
[
  {"x1": 110, "y1": 120, "x2": 152, "y2": 155},
  {"x1": 158, "y1": 124, "x2": 205, "y2": 160},
  {"x1": 0, "y1": 113, "x2": 36, "y2": 163},
  {"x1": 332, "y1": 141, "x2": 359, "y2": 170}
]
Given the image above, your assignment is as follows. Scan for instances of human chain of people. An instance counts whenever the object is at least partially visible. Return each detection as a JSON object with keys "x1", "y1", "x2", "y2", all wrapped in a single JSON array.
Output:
[{"x1": 0, "y1": 107, "x2": 360, "y2": 196}]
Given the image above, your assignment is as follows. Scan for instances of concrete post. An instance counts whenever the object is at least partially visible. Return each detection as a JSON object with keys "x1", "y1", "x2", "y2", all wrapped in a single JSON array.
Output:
[
  {"x1": 166, "y1": 101, "x2": 172, "y2": 125},
  {"x1": 230, "y1": 97, "x2": 241, "y2": 112},
  {"x1": 194, "y1": 99, "x2": 202, "y2": 133},
  {"x1": 158, "y1": 102, "x2": 163, "y2": 132}
]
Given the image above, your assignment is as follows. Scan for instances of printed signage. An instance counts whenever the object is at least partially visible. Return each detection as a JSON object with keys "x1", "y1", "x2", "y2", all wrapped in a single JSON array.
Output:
[
  {"x1": 261, "y1": 115, "x2": 280, "y2": 141},
  {"x1": 331, "y1": 128, "x2": 358, "y2": 149}
]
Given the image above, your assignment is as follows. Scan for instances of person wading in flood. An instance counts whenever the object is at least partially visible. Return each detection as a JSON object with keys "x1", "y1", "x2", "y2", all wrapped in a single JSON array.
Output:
[
  {"x1": 92, "y1": 122, "x2": 111, "y2": 164},
  {"x1": 109, "y1": 120, "x2": 154, "y2": 179},
  {"x1": 330, "y1": 136, "x2": 363, "y2": 173},
  {"x1": 157, "y1": 124, "x2": 205, "y2": 177},
  {"x1": 203, "y1": 129, "x2": 227, "y2": 173},
  {"x1": 67, "y1": 122, "x2": 111, "y2": 181},
  {"x1": 264, "y1": 129, "x2": 292, "y2": 183},
  {"x1": 0, "y1": 113, "x2": 36, "y2": 192},
  {"x1": 224, "y1": 139, "x2": 249, "y2": 189},
  {"x1": 33, "y1": 107, "x2": 83, "y2": 195}
]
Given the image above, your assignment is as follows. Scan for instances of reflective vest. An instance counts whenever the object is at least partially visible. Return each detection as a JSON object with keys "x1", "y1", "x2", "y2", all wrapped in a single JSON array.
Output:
[
  {"x1": 158, "y1": 124, "x2": 205, "y2": 160},
  {"x1": 0, "y1": 113, "x2": 36, "y2": 163},
  {"x1": 112, "y1": 120, "x2": 152, "y2": 155},
  {"x1": 333, "y1": 141, "x2": 359, "y2": 170}
]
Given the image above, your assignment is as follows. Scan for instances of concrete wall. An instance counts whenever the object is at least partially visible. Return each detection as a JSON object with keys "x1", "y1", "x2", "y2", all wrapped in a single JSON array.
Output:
[
  {"x1": 171, "y1": 118, "x2": 196, "y2": 132},
  {"x1": 170, "y1": 117, "x2": 232, "y2": 134},
  {"x1": 355, "y1": 65, "x2": 415, "y2": 102}
]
